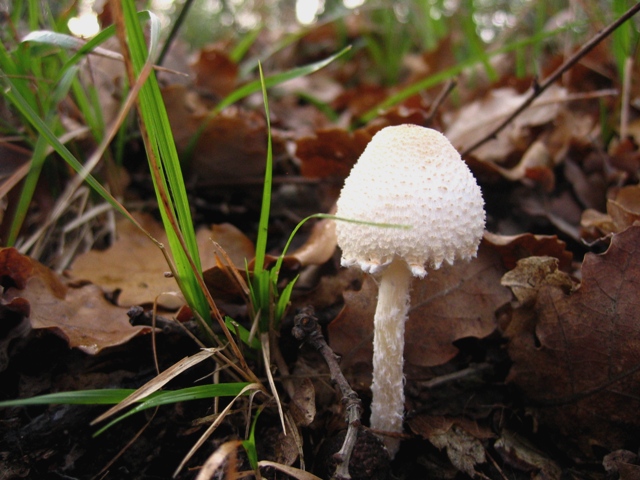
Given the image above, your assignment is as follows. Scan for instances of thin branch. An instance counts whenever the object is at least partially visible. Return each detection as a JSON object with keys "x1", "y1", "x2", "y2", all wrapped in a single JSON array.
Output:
[
  {"x1": 462, "y1": 2, "x2": 640, "y2": 157},
  {"x1": 425, "y1": 78, "x2": 457, "y2": 124},
  {"x1": 292, "y1": 307, "x2": 364, "y2": 480}
]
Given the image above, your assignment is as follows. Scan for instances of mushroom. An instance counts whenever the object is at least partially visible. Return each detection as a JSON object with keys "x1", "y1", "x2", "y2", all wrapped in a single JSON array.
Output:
[{"x1": 335, "y1": 124, "x2": 485, "y2": 456}]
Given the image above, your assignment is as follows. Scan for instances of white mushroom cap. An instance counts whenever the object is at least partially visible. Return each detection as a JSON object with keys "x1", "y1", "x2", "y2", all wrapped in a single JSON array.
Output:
[{"x1": 335, "y1": 124, "x2": 485, "y2": 277}]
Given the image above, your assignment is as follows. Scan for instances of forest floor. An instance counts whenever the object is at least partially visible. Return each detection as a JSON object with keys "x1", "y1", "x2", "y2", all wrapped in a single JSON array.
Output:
[{"x1": 2, "y1": 3, "x2": 640, "y2": 479}]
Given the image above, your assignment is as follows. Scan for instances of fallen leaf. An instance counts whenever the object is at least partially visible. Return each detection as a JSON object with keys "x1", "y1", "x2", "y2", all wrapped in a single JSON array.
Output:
[
  {"x1": 329, "y1": 243, "x2": 511, "y2": 370},
  {"x1": 289, "y1": 377, "x2": 316, "y2": 427},
  {"x1": 579, "y1": 185, "x2": 640, "y2": 241},
  {"x1": 445, "y1": 85, "x2": 567, "y2": 163},
  {"x1": 192, "y1": 46, "x2": 238, "y2": 99},
  {"x1": 429, "y1": 424, "x2": 486, "y2": 477},
  {"x1": 202, "y1": 223, "x2": 255, "y2": 269},
  {"x1": 163, "y1": 85, "x2": 267, "y2": 182},
  {"x1": 609, "y1": 136, "x2": 640, "y2": 178},
  {"x1": 405, "y1": 244, "x2": 511, "y2": 367},
  {"x1": 409, "y1": 415, "x2": 492, "y2": 477},
  {"x1": 296, "y1": 127, "x2": 372, "y2": 180},
  {"x1": 69, "y1": 213, "x2": 186, "y2": 308},
  {"x1": 69, "y1": 213, "x2": 240, "y2": 309},
  {"x1": 483, "y1": 231, "x2": 572, "y2": 271},
  {"x1": 289, "y1": 217, "x2": 337, "y2": 267},
  {"x1": 602, "y1": 450, "x2": 640, "y2": 480},
  {"x1": 0, "y1": 247, "x2": 150, "y2": 354},
  {"x1": 519, "y1": 189, "x2": 584, "y2": 241},
  {"x1": 580, "y1": 208, "x2": 616, "y2": 240},
  {"x1": 275, "y1": 428, "x2": 302, "y2": 467},
  {"x1": 332, "y1": 84, "x2": 388, "y2": 118},
  {"x1": 491, "y1": 140, "x2": 555, "y2": 190},
  {"x1": 493, "y1": 430, "x2": 562, "y2": 480},
  {"x1": 506, "y1": 226, "x2": 640, "y2": 454},
  {"x1": 608, "y1": 184, "x2": 640, "y2": 232},
  {"x1": 500, "y1": 256, "x2": 573, "y2": 306}
]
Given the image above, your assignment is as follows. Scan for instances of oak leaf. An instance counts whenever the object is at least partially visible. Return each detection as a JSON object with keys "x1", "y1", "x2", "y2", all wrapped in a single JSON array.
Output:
[
  {"x1": 70, "y1": 214, "x2": 247, "y2": 309},
  {"x1": 506, "y1": 226, "x2": 640, "y2": 453},
  {"x1": 0, "y1": 247, "x2": 151, "y2": 354}
]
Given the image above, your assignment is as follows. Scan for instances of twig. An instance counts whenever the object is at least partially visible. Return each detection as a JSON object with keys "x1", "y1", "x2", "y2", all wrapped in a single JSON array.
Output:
[
  {"x1": 413, "y1": 363, "x2": 493, "y2": 390},
  {"x1": 292, "y1": 306, "x2": 364, "y2": 480},
  {"x1": 425, "y1": 78, "x2": 457, "y2": 124},
  {"x1": 461, "y1": 2, "x2": 640, "y2": 157}
]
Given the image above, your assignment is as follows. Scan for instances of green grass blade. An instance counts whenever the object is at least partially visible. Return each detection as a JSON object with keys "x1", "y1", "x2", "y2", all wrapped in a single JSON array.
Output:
[
  {"x1": 253, "y1": 62, "x2": 273, "y2": 277},
  {"x1": 94, "y1": 383, "x2": 251, "y2": 435},
  {"x1": 225, "y1": 316, "x2": 262, "y2": 350},
  {"x1": 119, "y1": 2, "x2": 209, "y2": 322},
  {"x1": 6, "y1": 135, "x2": 50, "y2": 246},
  {"x1": 0, "y1": 383, "x2": 249, "y2": 411},
  {"x1": 6, "y1": 63, "x2": 80, "y2": 245},
  {"x1": 275, "y1": 275, "x2": 297, "y2": 323},
  {"x1": 242, "y1": 406, "x2": 263, "y2": 470},
  {"x1": 0, "y1": 389, "x2": 137, "y2": 407},
  {"x1": 0, "y1": 73, "x2": 132, "y2": 220}
]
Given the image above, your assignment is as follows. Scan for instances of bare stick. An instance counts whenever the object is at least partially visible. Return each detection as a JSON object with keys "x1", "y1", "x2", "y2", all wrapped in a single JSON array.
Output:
[
  {"x1": 426, "y1": 78, "x2": 457, "y2": 124},
  {"x1": 461, "y1": 2, "x2": 640, "y2": 157},
  {"x1": 292, "y1": 306, "x2": 364, "y2": 480}
]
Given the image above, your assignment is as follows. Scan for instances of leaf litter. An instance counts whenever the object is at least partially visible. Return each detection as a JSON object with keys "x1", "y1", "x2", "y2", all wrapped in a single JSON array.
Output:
[{"x1": 2, "y1": 3, "x2": 640, "y2": 480}]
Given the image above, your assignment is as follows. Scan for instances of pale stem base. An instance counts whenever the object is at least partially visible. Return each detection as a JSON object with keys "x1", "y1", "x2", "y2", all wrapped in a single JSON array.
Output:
[{"x1": 370, "y1": 257, "x2": 412, "y2": 458}]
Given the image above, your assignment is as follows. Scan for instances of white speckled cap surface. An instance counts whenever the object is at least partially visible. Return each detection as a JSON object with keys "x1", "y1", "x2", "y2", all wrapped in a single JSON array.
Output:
[{"x1": 335, "y1": 124, "x2": 486, "y2": 277}]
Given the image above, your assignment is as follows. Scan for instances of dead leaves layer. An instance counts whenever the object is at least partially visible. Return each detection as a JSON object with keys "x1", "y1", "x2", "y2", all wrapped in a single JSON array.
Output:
[
  {"x1": 506, "y1": 226, "x2": 640, "y2": 453},
  {"x1": 0, "y1": 247, "x2": 150, "y2": 354}
]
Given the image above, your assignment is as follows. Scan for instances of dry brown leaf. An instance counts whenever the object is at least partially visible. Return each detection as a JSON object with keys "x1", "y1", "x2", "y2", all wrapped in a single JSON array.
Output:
[
  {"x1": 608, "y1": 184, "x2": 640, "y2": 232},
  {"x1": 332, "y1": 84, "x2": 388, "y2": 118},
  {"x1": 162, "y1": 84, "x2": 267, "y2": 182},
  {"x1": 289, "y1": 217, "x2": 337, "y2": 267},
  {"x1": 493, "y1": 430, "x2": 562, "y2": 480},
  {"x1": 580, "y1": 208, "x2": 616, "y2": 240},
  {"x1": 70, "y1": 213, "x2": 185, "y2": 308},
  {"x1": 192, "y1": 46, "x2": 238, "y2": 99},
  {"x1": 408, "y1": 414, "x2": 494, "y2": 440},
  {"x1": 70, "y1": 213, "x2": 239, "y2": 308},
  {"x1": 506, "y1": 225, "x2": 640, "y2": 453},
  {"x1": 275, "y1": 427, "x2": 302, "y2": 467},
  {"x1": 483, "y1": 231, "x2": 572, "y2": 270},
  {"x1": 289, "y1": 377, "x2": 316, "y2": 427},
  {"x1": 501, "y1": 256, "x2": 573, "y2": 306},
  {"x1": 409, "y1": 416, "x2": 493, "y2": 477},
  {"x1": 200, "y1": 222, "x2": 255, "y2": 269},
  {"x1": 405, "y1": 244, "x2": 511, "y2": 367},
  {"x1": 564, "y1": 156, "x2": 607, "y2": 213},
  {"x1": 519, "y1": 189, "x2": 584, "y2": 241},
  {"x1": 429, "y1": 425, "x2": 486, "y2": 476},
  {"x1": 195, "y1": 440, "x2": 243, "y2": 480},
  {"x1": 491, "y1": 140, "x2": 555, "y2": 190},
  {"x1": 609, "y1": 136, "x2": 640, "y2": 177},
  {"x1": 0, "y1": 247, "x2": 150, "y2": 354},
  {"x1": 329, "y1": 243, "x2": 511, "y2": 370},
  {"x1": 445, "y1": 85, "x2": 567, "y2": 162},
  {"x1": 602, "y1": 450, "x2": 640, "y2": 480},
  {"x1": 296, "y1": 127, "x2": 373, "y2": 180},
  {"x1": 257, "y1": 461, "x2": 323, "y2": 480},
  {"x1": 580, "y1": 185, "x2": 640, "y2": 241}
]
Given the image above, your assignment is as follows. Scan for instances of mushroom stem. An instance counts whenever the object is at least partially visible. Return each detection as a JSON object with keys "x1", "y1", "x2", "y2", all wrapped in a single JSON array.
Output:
[{"x1": 370, "y1": 256, "x2": 413, "y2": 457}]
